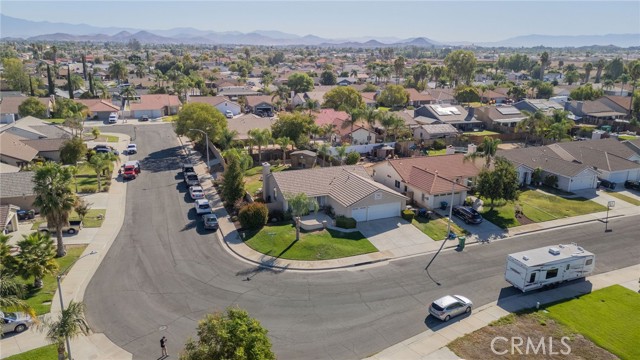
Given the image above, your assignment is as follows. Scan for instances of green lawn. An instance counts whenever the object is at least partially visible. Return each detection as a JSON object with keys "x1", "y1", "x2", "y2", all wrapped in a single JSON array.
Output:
[
  {"x1": 481, "y1": 190, "x2": 607, "y2": 228},
  {"x1": 618, "y1": 135, "x2": 637, "y2": 141},
  {"x1": 244, "y1": 223, "x2": 377, "y2": 260},
  {"x1": 162, "y1": 115, "x2": 178, "y2": 122},
  {"x1": 4, "y1": 344, "x2": 58, "y2": 360},
  {"x1": 30, "y1": 209, "x2": 106, "y2": 230},
  {"x1": 72, "y1": 163, "x2": 113, "y2": 193},
  {"x1": 244, "y1": 164, "x2": 289, "y2": 196},
  {"x1": 545, "y1": 285, "x2": 640, "y2": 359},
  {"x1": 18, "y1": 245, "x2": 87, "y2": 315},
  {"x1": 45, "y1": 118, "x2": 66, "y2": 124},
  {"x1": 427, "y1": 149, "x2": 447, "y2": 156},
  {"x1": 412, "y1": 217, "x2": 468, "y2": 240},
  {"x1": 97, "y1": 135, "x2": 119, "y2": 143},
  {"x1": 462, "y1": 130, "x2": 500, "y2": 136},
  {"x1": 605, "y1": 191, "x2": 640, "y2": 206}
]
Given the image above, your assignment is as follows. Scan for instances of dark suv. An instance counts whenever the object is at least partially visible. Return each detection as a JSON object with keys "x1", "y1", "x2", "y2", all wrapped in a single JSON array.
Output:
[
  {"x1": 452, "y1": 206, "x2": 483, "y2": 224},
  {"x1": 624, "y1": 180, "x2": 640, "y2": 190},
  {"x1": 597, "y1": 178, "x2": 616, "y2": 190},
  {"x1": 182, "y1": 163, "x2": 195, "y2": 175}
]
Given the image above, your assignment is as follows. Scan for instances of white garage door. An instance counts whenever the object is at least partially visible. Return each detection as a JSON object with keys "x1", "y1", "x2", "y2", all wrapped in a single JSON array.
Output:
[
  {"x1": 607, "y1": 172, "x2": 630, "y2": 183},
  {"x1": 367, "y1": 202, "x2": 401, "y2": 221},
  {"x1": 571, "y1": 175, "x2": 596, "y2": 191},
  {"x1": 351, "y1": 207, "x2": 367, "y2": 222}
]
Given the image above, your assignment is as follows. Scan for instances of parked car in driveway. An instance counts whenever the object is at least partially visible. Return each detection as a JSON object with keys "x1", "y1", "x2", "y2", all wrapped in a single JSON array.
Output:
[
  {"x1": 597, "y1": 178, "x2": 616, "y2": 189},
  {"x1": 189, "y1": 186, "x2": 205, "y2": 200},
  {"x1": 108, "y1": 112, "x2": 118, "y2": 124},
  {"x1": 94, "y1": 145, "x2": 119, "y2": 156},
  {"x1": 17, "y1": 209, "x2": 35, "y2": 220},
  {"x1": 624, "y1": 180, "x2": 640, "y2": 190},
  {"x1": 202, "y1": 213, "x2": 219, "y2": 230},
  {"x1": 452, "y1": 206, "x2": 483, "y2": 224},
  {"x1": 429, "y1": 295, "x2": 473, "y2": 322},
  {"x1": 39, "y1": 220, "x2": 83, "y2": 235},
  {"x1": 140, "y1": 115, "x2": 149, "y2": 121},
  {"x1": 184, "y1": 172, "x2": 200, "y2": 186},
  {"x1": 194, "y1": 199, "x2": 212, "y2": 215},
  {"x1": 1, "y1": 311, "x2": 34, "y2": 334},
  {"x1": 225, "y1": 110, "x2": 234, "y2": 119}
]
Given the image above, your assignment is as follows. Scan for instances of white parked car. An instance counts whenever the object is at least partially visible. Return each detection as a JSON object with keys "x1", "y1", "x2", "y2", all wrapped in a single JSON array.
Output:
[
  {"x1": 108, "y1": 112, "x2": 118, "y2": 124},
  {"x1": 225, "y1": 110, "x2": 234, "y2": 119},
  {"x1": 429, "y1": 295, "x2": 473, "y2": 322},
  {"x1": 126, "y1": 144, "x2": 138, "y2": 154},
  {"x1": 189, "y1": 186, "x2": 205, "y2": 200},
  {"x1": 194, "y1": 199, "x2": 212, "y2": 215}
]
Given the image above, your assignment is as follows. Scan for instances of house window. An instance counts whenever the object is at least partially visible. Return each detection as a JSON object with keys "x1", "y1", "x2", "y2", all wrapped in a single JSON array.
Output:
[
  {"x1": 394, "y1": 180, "x2": 400, "y2": 188},
  {"x1": 421, "y1": 193, "x2": 425, "y2": 201},
  {"x1": 586, "y1": 259, "x2": 593, "y2": 266},
  {"x1": 404, "y1": 185, "x2": 407, "y2": 192},
  {"x1": 545, "y1": 269, "x2": 558, "y2": 279}
]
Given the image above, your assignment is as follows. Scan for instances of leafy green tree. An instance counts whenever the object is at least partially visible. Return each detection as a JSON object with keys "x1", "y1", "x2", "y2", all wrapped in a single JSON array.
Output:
[
  {"x1": 335, "y1": 144, "x2": 348, "y2": 165},
  {"x1": 564, "y1": 70, "x2": 580, "y2": 85},
  {"x1": 59, "y1": 137, "x2": 87, "y2": 165},
  {"x1": 507, "y1": 86, "x2": 526, "y2": 101},
  {"x1": 605, "y1": 57, "x2": 624, "y2": 81},
  {"x1": 476, "y1": 157, "x2": 519, "y2": 207},
  {"x1": 377, "y1": 84, "x2": 409, "y2": 108},
  {"x1": 15, "y1": 232, "x2": 58, "y2": 289},
  {"x1": 536, "y1": 82, "x2": 554, "y2": 99},
  {"x1": 74, "y1": 197, "x2": 92, "y2": 223},
  {"x1": 322, "y1": 87, "x2": 364, "y2": 111},
  {"x1": 18, "y1": 97, "x2": 48, "y2": 118},
  {"x1": 444, "y1": 50, "x2": 477, "y2": 86},
  {"x1": 238, "y1": 203, "x2": 269, "y2": 230},
  {"x1": 345, "y1": 151, "x2": 360, "y2": 165},
  {"x1": 181, "y1": 307, "x2": 275, "y2": 360},
  {"x1": 287, "y1": 73, "x2": 314, "y2": 94},
  {"x1": 91, "y1": 127, "x2": 100, "y2": 139},
  {"x1": 320, "y1": 70, "x2": 336, "y2": 85},
  {"x1": 570, "y1": 83, "x2": 604, "y2": 101},
  {"x1": 33, "y1": 163, "x2": 76, "y2": 257},
  {"x1": 217, "y1": 128, "x2": 239, "y2": 150},
  {"x1": 221, "y1": 155, "x2": 245, "y2": 206},
  {"x1": 43, "y1": 300, "x2": 90, "y2": 360},
  {"x1": 285, "y1": 193, "x2": 319, "y2": 241},
  {"x1": 3, "y1": 58, "x2": 30, "y2": 92},
  {"x1": 271, "y1": 112, "x2": 314, "y2": 147},
  {"x1": 53, "y1": 97, "x2": 88, "y2": 120},
  {"x1": 0, "y1": 260, "x2": 35, "y2": 318},
  {"x1": 379, "y1": 112, "x2": 405, "y2": 141},
  {"x1": 454, "y1": 86, "x2": 480, "y2": 104},
  {"x1": 175, "y1": 103, "x2": 228, "y2": 146},
  {"x1": 247, "y1": 128, "x2": 272, "y2": 164}
]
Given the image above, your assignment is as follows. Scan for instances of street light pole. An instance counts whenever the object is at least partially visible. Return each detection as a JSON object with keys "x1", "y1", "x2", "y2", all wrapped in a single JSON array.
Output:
[
  {"x1": 56, "y1": 250, "x2": 97, "y2": 360},
  {"x1": 189, "y1": 128, "x2": 209, "y2": 171}
]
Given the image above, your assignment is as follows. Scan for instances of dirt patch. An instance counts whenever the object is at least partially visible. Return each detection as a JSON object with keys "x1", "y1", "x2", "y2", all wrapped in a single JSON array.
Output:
[
  {"x1": 516, "y1": 213, "x2": 535, "y2": 226},
  {"x1": 449, "y1": 313, "x2": 617, "y2": 360}
]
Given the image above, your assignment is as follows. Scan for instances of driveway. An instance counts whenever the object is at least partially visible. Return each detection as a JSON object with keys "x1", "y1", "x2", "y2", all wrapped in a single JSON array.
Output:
[
  {"x1": 357, "y1": 217, "x2": 441, "y2": 257},
  {"x1": 430, "y1": 208, "x2": 506, "y2": 241}
]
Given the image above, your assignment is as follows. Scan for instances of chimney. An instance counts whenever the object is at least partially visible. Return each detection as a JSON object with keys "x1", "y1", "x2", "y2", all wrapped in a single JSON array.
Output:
[
  {"x1": 577, "y1": 101, "x2": 584, "y2": 115},
  {"x1": 261, "y1": 162, "x2": 271, "y2": 201},
  {"x1": 467, "y1": 143, "x2": 477, "y2": 154}
]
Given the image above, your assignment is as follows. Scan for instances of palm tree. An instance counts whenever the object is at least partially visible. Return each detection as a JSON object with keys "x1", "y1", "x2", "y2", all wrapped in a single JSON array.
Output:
[
  {"x1": 88, "y1": 153, "x2": 116, "y2": 192},
  {"x1": 247, "y1": 128, "x2": 272, "y2": 164},
  {"x1": 218, "y1": 128, "x2": 239, "y2": 150},
  {"x1": 275, "y1": 137, "x2": 292, "y2": 161},
  {"x1": 0, "y1": 273, "x2": 35, "y2": 318},
  {"x1": 33, "y1": 163, "x2": 76, "y2": 258},
  {"x1": 135, "y1": 64, "x2": 146, "y2": 79},
  {"x1": 285, "y1": 193, "x2": 319, "y2": 241},
  {"x1": 120, "y1": 86, "x2": 137, "y2": 101},
  {"x1": 320, "y1": 123, "x2": 335, "y2": 140},
  {"x1": 108, "y1": 61, "x2": 128, "y2": 84},
  {"x1": 359, "y1": 107, "x2": 380, "y2": 129},
  {"x1": 595, "y1": 59, "x2": 606, "y2": 83},
  {"x1": 539, "y1": 52, "x2": 550, "y2": 81},
  {"x1": 16, "y1": 232, "x2": 58, "y2": 289},
  {"x1": 465, "y1": 136, "x2": 501, "y2": 168},
  {"x1": 318, "y1": 143, "x2": 330, "y2": 166},
  {"x1": 583, "y1": 63, "x2": 593, "y2": 83},
  {"x1": 43, "y1": 300, "x2": 90, "y2": 360},
  {"x1": 271, "y1": 85, "x2": 291, "y2": 109},
  {"x1": 341, "y1": 108, "x2": 362, "y2": 135},
  {"x1": 304, "y1": 98, "x2": 320, "y2": 115},
  {"x1": 603, "y1": 79, "x2": 615, "y2": 91},
  {"x1": 516, "y1": 110, "x2": 549, "y2": 146},
  {"x1": 619, "y1": 74, "x2": 631, "y2": 95},
  {"x1": 336, "y1": 144, "x2": 348, "y2": 165}
]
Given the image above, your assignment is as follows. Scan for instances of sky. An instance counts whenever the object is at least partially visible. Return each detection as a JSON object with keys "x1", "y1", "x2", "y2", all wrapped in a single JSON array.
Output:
[{"x1": 2, "y1": 1, "x2": 639, "y2": 42}]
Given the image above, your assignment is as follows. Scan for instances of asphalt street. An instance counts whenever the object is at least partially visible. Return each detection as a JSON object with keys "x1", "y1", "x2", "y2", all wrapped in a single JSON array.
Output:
[{"x1": 85, "y1": 124, "x2": 640, "y2": 360}]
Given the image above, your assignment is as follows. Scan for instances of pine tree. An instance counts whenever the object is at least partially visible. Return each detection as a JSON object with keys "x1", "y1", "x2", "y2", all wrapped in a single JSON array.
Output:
[
  {"x1": 29, "y1": 75, "x2": 34, "y2": 96},
  {"x1": 47, "y1": 64, "x2": 54, "y2": 96},
  {"x1": 67, "y1": 65, "x2": 74, "y2": 99},
  {"x1": 89, "y1": 74, "x2": 95, "y2": 97},
  {"x1": 81, "y1": 54, "x2": 87, "y2": 81},
  {"x1": 221, "y1": 156, "x2": 245, "y2": 206}
]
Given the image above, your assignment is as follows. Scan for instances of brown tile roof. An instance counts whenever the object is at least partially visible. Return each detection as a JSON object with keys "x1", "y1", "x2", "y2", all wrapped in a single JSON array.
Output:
[
  {"x1": 227, "y1": 114, "x2": 276, "y2": 140},
  {"x1": 314, "y1": 109, "x2": 349, "y2": 126},
  {"x1": 406, "y1": 166, "x2": 468, "y2": 195},
  {"x1": 0, "y1": 97, "x2": 50, "y2": 115},
  {"x1": 385, "y1": 154, "x2": 482, "y2": 183},
  {"x1": 497, "y1": 147, "x2": 594, "y2": 177},
  {"x1": 0, "y1": 132, "x2": 38, "y2": 162},
  {"x1": 271, "y1": 165, "x2": 405, "y2": 207},
  {"x1": 547, "y1": 138, "x2": 640, "y2": 171},
  {"x1": 245, "y1": 95, "x2": 273, "y2": 107},
  {"x1": 567, "y1": 100, "x2": 618, "y2": 115},
  {"x1": 361, "y1": 92, "x2": 377, "y2": 103},
  {"x1": 188, "y1": 96, "x2": 239, "y2": 107},
  {"x1": 129, "y1": 94, "x2": 182, "y2": 111},
  {"x1": 602, "y1": 95, "x2": 632, "y2": 110},
  {"x1": 21, "y1": 138, "x2": 66, "y2": 152},
  {"x1": 74, "y1": 99, "x2": 119, "y2": 112},
  {"x1": 406, "y1": 88, "x2": 434, "y2": 102},
  {"x1": 426, "y1": 89, "x2": 455, "y2": 102},
  {"x1": 481, "y1": 89, "x2": 507, "y2": 99}
]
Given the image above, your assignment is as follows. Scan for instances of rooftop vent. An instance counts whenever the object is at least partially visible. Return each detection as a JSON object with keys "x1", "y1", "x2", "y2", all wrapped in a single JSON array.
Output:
[
  {"x1": 549, "y1": 247, "x2": 561, "y2": 255},
  {"x1": 522, "y1": 256, "x2": 529, "y2": 261}
]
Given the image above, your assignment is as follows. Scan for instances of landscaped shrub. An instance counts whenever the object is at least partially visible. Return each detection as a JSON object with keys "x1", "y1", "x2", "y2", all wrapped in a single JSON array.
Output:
[
  {"x1": 335, "y1": 215, "x2": 357, "y2": 229},
  {"x1": 543, "y1": 174, "x2": 559, "y2": 188},
  {"x1": 345, "y1": 151, "x2": 360, "y2": 165},
  {"x1": 268, "y1": 209, "x2": 284, "y2": 222},
  {"x1": 238, "y1": 202, "x2": 269, "y2": 230},
  {"x1": 432, "y1": 139, "x2": 446, "y2": 150},
  {"x1": 80, "y1": 186, "x2": 97, "y2": 193},
  {"x1": 401, "y1": 210, "x2": 415, "y2": 221}
]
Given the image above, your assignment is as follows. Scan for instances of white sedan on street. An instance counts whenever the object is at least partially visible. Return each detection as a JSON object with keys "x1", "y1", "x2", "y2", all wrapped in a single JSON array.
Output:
[{"x1": 189, "y1": 186, "x2": 205, "y2": 200}]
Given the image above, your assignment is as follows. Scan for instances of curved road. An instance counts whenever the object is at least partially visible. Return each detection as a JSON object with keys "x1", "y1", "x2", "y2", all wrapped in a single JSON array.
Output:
[{"x1": 85, "y1": 124, "x2": 640, "y2": 360}]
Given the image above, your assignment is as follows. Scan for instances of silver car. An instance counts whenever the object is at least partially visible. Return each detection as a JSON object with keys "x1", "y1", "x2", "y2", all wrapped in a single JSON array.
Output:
[
  {"x1": 429, "y1": 295, "x2": 473, "y2": 321},
  {"x1": 1, "y1": 311, "x2": 34, "y2": 334}
]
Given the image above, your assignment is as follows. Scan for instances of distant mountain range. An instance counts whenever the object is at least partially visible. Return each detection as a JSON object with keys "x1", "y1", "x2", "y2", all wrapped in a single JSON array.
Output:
[{"x1": 1, "y1": 14, "x2": 639, "y2": 48}]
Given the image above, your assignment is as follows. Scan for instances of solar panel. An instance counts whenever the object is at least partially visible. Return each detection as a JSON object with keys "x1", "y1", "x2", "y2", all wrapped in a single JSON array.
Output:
[{"x1": 497, "y1": 106, "x2": 521, "y2": 115}]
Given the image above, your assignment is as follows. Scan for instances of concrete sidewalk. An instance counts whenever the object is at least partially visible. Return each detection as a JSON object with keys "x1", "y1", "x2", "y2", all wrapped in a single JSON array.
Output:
[{"x1": 364, "y1": 264, "x2": 640, "y2": 360}]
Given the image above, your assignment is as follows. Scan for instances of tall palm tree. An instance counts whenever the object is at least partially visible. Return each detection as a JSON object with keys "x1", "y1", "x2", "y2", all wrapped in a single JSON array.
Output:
[
  {"x1": 341, "y1": 108, "x2": 362, "y2": 135},
  {"x1": 320, "y1": 123, "x2": 335, "y2": 140},
  {"x1": 16, "y1": 232, "x2": 58, "y2": 289},
  {"x1": 619, "y1": 74, "x2": 631, "y2": 95},
  {"x1": 336, "y1": 144, "x2": 348, "y2": 165},
  {"x1": 465, "y1": 136, "x2": 502, "y2": 168},
  {"x1": 516, "y1": 110, "x2": 549, "y2": 146},
  {"x1": 595, "y1": 59, "x2": 606, "y2": 83},
  {"x1": 275, "y1": 137, "x2": 292, "y2": 161},
  {"x1": 539, "y1": 52, "x2": 549, "y2": 81},
  {"x1": 108, "y1": 60, "x2": 128, "y2": 84},
  {"x1": 218, "y1": 128, "x2": 239, "y2": 150},
  {"x1": 359, "y1": 107, "x2": 380, "y2": 129},
  {"x1": 135, "y1": 64, "x2": 146, "y2": 79},
  {"x1": 33, "y1": 163, "x2": 76, "y2": 258},
  {"x1": 318, "y1": 143, "x2": 330, "y2": 166},
  {"x1": 304, "y1": 98, "x2": 320, "y2": 115},
  {"x1": 43, "y1": 301, "x2": 90, "y2": 360},
  {"x1": 271, "y1": 85, "x2": 291, "y2": 109},
  {"x1": 583, "y1": 63, "x2": 593, "y2": 83},
  {"x1": 247, "y1": 128, "x2": 272, "y2": 164}
]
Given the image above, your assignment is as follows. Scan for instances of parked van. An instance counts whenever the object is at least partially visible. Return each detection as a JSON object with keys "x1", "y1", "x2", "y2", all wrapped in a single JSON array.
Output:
[{"x1": 108, "y1": 112, "x2": 119, "y2": 124}]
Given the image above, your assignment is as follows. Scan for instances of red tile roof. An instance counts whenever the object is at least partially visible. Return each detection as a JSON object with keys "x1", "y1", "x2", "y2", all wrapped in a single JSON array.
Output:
[
  {"x1": 314, "y1": 109, "x2": 349, "y2": 126},
  {"x1": 129, "y1": 95, "x2": 181, "y2": 111},
  {"x1": 74, "y1": 99, "x2": 119, "y2": 112},
  {"x1": 386, "y1": 154, "x2": 481, "y2": 183}
]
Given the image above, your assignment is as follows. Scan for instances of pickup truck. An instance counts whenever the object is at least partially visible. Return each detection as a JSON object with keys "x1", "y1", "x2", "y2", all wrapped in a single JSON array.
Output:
[
  {"x1": 184, "y1": 172, "x2": 200, "y2": 186},
  {"x1": 122, "y1": 160, "x2": 141, "y2": 180},
  {"x1": 39, "y1": 220, "x2": 83, "y2": 235}
]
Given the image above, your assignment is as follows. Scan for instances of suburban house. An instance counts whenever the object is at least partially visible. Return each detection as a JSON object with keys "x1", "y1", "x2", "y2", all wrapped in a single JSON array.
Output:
[
  {"x1": 414, "y1": 104, "x2": 482, "y2": 131},
  {"x1": 245, "y1": 96, "x2": 275, "y2": 115},
  {"x1": 331, "y1": 122, "x2": 376, "y2": 145},
  {"x1": 475, "y1": 105, "x2": 526, "y2": 132},
  {"x1": 564, "y1": 100, "x2": 627, "y2": 126},
  {"x1": 0, "y1": 132, "x2": 38, "y2": 167},
  {"x1": 426, "y1": 89, "x2": 457, "y2": 104},
  {"x1": 188, "y1": 96, "x2": 242, "y2": 116},
  {"x1": 371, "y1": 154, "x2": 482, "y2": 210},
  {"x1": 413, "y1": 123, "x2": 459, "y2": 141},
  {"x1": 623, "y1": 138, "x2": 640, "y2": 156},
  {"x1": 0, "y1": 204, "x2": 19, "y2": 234},
  {"x1": 497, "y1": 147, "x2": 600, "y2": 192},
  {"x1": 290, "y1": 150, "x2": 317, "y2": 169},
  {"x1": 479, "y1": 89, "x2": 508, "y2": 104},
  {"x1": 513, "y1": 99, "x2": 564, "y2": 115},
  {"x1": 262, "y1": 164, "x2": 407, "y2": 222},
  {"x1": 361, "y1": 92, "x2": 378, "y2": 107},
  {"x1": 599, "y1": 96, "x2": 633, "y2": 119},
  {"x1": 75, "y1": 99, "x2": 120, "y2": 121},
  {"x1": 20, "y1": 138, "x2": 67, "y2": 162},
  {"x1": 406, "y1": 89, "x2": 435, "y2": 107},
  {"x1": 0, "y1": 171, "x2": 37, "y2": 211},
  {"x1": 0, "y1": 96, "x2": 53, "y2": 123},
  {"x1": 128, "y1": 94, "x2": 182, "y2": 119},
  {"x1": 336, "y1": 77, "x2": 358, "y2": 86},
  {"x1": 313, "y1": 108, "x2": 349, "y2": 130},
  {"x1": 291, "y1": 91, "x2": 327, "y2": 108},
  {"x1": 226, "y1": 114, "x2": 276, "y2": 141}
]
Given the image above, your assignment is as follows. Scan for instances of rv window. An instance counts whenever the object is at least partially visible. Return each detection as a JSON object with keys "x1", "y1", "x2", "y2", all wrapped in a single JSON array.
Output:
[
  {"x1": 528, "y1": 273, "x2": 536, "y2": 283},
  {"x1": 566, "y1": 264, "x2": 570, "y2": 271},
  {"x1": 586, "y1": 259, "x2": 593, "y2": 266},
  {"x1": 545, "y1": 269, "x2": 559, "y2": 279}
]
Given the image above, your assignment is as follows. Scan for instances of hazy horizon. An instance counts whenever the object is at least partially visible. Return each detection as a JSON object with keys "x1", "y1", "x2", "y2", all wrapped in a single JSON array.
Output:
[{"x1": 2, "y1": 1, "x2": 639, "y2": 43}]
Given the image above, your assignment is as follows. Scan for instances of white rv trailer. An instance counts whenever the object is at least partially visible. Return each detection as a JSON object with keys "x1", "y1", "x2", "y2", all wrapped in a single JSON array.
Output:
[{"x1": 505, "y1": 243, "x2": 595, "y2": 292}]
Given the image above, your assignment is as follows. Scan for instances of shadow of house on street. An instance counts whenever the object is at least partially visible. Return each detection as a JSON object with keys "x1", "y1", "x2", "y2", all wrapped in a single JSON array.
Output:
[
  {"x1": 496, "y1": 278, "x2": 593, "y2": 314},
  {"x1": 141, "y1": 145, "x2": 184, "y2": 174}
]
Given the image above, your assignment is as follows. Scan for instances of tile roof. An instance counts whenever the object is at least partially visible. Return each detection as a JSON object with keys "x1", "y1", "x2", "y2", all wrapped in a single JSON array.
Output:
[
  {"x1": 360, "y1": 92, "x2": 377, "y2": 103},
  {"x1": 271, "y1": 165, "x2": 405, "y2": 207},
  {"x1": 129, "y1": 94, "x2": 182, "y2": 111},
  {"x1": 314, "y1": 109, "x2": 349, "y2": 126},
  {"x1": 21, "y1": 138, "x2": 66, "y2": 152},
  {"x1": 405, "y1": 166, "x2": 468, "y2": 195},
  {"x1": 602, "y1": 95, "x2": 632, "y2": 110},
  {"x1": 383, "y1": 154, "x2": 481, "y2": 186},
  {"x1": 566, "y1": 100, "x2": 619, "y2": 115},
  {"x1": 227, "y1": 114, "x2": 276, "y2": 140},
  {"x1": 74, "y1": 99, "x2": 119, "y2": 112},
  {"x1": 547, "y1": 138, "x2": 640, "y2": 171},
  {"x1": 497, "y1": 147, "x2": 595, "y2": 177},
  {"x1": 245, "y1": 95, "x2": 274, "y2": 107},
  {"x1": 0, "y1": 171, "x2": 36, "y2": 198},
  {"x1": 188, "y1": 96, "x2": 239, "y2": 107},
  {"x1": 0, "y1": 96, "x2": 28, "y2": 114},
  {"x1": 0, "y1": 132, "x2": 38, "y2": 162},
  {"x1": 477, "y1": 105, "x2": 526, "y2": 121},
  {"x1": 406, "y1": 88, "x2": 434, "y2": 102}
]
